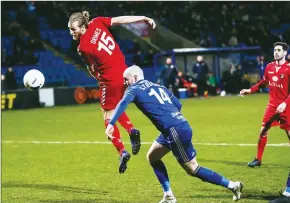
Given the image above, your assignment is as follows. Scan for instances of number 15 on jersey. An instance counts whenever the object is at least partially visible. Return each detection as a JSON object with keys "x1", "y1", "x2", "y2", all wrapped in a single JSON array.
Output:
[{"x1": 97, "y1": 31, "x2": 115, "y2": 55}]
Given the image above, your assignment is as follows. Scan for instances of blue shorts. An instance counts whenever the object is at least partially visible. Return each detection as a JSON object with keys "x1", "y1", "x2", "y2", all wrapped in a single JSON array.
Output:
[{"x1": 156, "y1": 122, "x2": 196, "y2": 163}]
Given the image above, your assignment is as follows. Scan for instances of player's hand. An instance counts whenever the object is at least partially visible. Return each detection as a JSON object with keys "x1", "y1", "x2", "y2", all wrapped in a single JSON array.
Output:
[
  {"x1": 240, "y1": 89, "x2": 251, "y2": 97},
  {"x1": 276, "y1": 102, "x2": 286, "y2": 113},
  {"x1": 144, "y1": 17, "x2": 156, "y2": 29},
  {"x1": 105, "y1": 124, "x2": 115, "y2": 140}
]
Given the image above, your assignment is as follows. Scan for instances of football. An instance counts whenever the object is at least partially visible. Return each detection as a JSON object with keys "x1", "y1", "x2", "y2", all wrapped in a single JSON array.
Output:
[{"x1": 23, "y1": 69, "x2": 45, "y2": 90}]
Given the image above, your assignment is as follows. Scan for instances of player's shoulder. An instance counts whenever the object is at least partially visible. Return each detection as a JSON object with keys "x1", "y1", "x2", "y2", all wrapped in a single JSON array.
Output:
[
  {"x1": 89, "y1": 17, "x2": 101, "y2": 24},
  {"x1": 284, "y1": 61, "x2": 290, "y2": 67},
  {"x1": 266, "y1": 61, "x2": 276, "y2": 68},
  {"x1": 285, "y1": 61, "x2": 290, "y2": 73},
  {"x1": 126, "y1": 80, "x2": 151, "y2": 92},
  {"x1": 125, "y1": 84, "x2": 139, "y2": 95},
  {"x1": 89, "y1": 17, "x2": 110, "y2": 24}
]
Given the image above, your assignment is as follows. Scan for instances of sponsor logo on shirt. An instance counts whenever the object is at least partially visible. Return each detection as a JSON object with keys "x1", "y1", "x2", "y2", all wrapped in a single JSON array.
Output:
[
  {"x1": 269, "y1": 81, "x2": 284, "y2": 88},
  {"x1": 272, "y1": 76, "x2": 278, "y2": 82}
]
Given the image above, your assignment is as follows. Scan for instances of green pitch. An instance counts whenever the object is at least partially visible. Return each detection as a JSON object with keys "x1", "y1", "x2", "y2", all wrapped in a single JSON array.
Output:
[{"x1": 2, "y1": 94, "x2": 289, "y2": 203}]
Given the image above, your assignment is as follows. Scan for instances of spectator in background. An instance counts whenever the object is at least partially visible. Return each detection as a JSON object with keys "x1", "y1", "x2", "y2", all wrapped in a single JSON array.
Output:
[
  {"x1": 176, "y1": 71, "x2": 198, "y2": 97},
  {"x1": 14, "y1": 45, "x2": 25, "y2": 64},
  {"x1": 257, "y1": 56, "x2": 266, "y2": 79},
  {"x1": 27, "y1": 38, "x2": 44, "y2": 51},
  {"x1": 5, "y1": 66, "x2": 17, "y2": 90},
  {"x1": 192, "y1": 55, "x2": 209, "y2": 97},
  {"x1": 1, "y1": 75, "x2": 6, "y2": 91},
  {"x1": 2, "y1": 49, "x2": 7, "y2": 65},
  {"x1": 229, "y1": 34, "x2": 239, "y2": 47},
  {"x1": 207, "y1": 71, "x2": 217, "y2": 96},
  {"x1": 158, "y1": 57, "x2": 178, "y2": 96},
  {"x1": 235, "y1": 64, "x2": 244, "y2": 91},
  {"x1": 222, "y1": 64, "x2": 237, "y2": 95},
  {"x1": 144, "y1": 48, "x2": 155, "y2": 66}
]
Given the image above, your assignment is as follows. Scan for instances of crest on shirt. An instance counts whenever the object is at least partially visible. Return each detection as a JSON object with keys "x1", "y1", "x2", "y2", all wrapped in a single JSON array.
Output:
[
  {"x1": 280, "y1": 74, "x2": 284, "y2": 79},
  {"x1": 272, "y1": 76, "x2": 278, "y2": 82}
]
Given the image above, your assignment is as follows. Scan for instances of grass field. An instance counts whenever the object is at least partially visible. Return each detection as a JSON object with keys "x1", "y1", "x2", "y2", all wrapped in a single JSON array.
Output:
[{"x1": 2, "y1": 94, "x2": 289, "y2": 203}]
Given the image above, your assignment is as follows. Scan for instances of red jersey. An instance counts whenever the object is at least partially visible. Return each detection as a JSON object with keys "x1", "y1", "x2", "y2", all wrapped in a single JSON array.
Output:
[
  {"x1": 78, "y1": 17, "x2": 127, "y2": 83},
  {"x1": 250, "y1": 61, "x2": 290, "y2": 106}
]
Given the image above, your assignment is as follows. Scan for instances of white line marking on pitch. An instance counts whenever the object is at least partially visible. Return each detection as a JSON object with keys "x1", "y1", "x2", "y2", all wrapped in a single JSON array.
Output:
[{"x1": 1, "y1": 140, "x2": 289, "y2": 147}]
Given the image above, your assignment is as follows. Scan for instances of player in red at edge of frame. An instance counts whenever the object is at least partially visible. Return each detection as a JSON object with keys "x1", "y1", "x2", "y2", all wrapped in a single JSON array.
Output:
[
  {"x1": 240, "y1": 42, "x2": 290, "y2": 168},
  {"x1": 68, "y1": 10, "x2": 156, "y2": 173}
]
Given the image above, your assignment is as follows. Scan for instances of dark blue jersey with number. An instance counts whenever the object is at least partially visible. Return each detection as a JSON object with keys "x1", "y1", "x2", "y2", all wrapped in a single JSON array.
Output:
[{"x1": 122, "y1": 80, "x2": 187, "y2": 133}]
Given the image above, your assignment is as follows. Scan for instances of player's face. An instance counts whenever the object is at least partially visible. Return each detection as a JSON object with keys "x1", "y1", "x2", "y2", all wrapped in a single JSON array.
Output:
[
  {"x1": 274, "y1": 45, "x2": 286, "y2": 61},
  {"x1": 124, "y1": 75, "x2": 136, "y2": 87},
  {"x1": 68, "y1": 21, "x2": 83, "y2": 40}
]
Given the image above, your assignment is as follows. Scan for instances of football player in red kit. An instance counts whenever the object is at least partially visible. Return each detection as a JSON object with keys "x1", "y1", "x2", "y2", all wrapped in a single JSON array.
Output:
[
  {"x1": 68, "y1": 11, "x2": 156, "y2": 173},
  {"x1": 240, "y1": 42, "x2": 290, "y2": 168}
]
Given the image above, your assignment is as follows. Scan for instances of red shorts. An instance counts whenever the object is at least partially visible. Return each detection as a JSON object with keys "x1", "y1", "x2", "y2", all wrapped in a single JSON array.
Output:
[
  {"x1": 99, "y1": 78, "x2": 126, "y2": 111},
  {"x1": 262, "y1": 104, "x2": 290, "y2": 131}
]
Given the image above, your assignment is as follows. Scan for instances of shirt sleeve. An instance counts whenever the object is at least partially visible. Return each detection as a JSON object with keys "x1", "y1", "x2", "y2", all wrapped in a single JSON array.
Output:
[
  {"x1": 91, "y1": 17, "x2": 112, "y2": 28},
  {"x1": 250, "y1": 64, "x2": 269, "y2": 92},
  {"x1": 109, "y1": 87, "x2": 137, "y2": 125}
]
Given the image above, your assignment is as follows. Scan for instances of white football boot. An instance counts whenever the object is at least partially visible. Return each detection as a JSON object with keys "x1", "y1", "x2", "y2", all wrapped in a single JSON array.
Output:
[
  {"x1": 232, "y1": 182, "x2": 243, "y2": 201},
  {"x1": 158, "y1": 195, "x2": 177, "y2": 203}
]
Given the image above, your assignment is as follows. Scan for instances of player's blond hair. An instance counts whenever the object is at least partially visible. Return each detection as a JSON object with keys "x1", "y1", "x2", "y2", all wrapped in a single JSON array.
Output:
[{"x1": 69, "y1": 10, "x2": 90, "y2": 28}]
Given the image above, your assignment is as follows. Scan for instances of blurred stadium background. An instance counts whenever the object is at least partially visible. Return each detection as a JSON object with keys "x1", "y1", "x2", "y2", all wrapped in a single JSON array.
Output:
[{"x1": 1, "y1": 1, "x2": 290, "y2": 203}]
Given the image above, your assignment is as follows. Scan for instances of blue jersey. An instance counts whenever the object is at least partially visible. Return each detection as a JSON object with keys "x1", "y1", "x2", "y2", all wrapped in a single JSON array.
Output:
[{"x1": 125, "y1": 80, "x2": 187, "y2": 133}]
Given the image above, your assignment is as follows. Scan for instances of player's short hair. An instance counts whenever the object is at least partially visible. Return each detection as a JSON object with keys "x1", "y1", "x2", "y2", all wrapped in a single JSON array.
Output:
[
  {"x1": 124, "y1": 65, "x2": 144, "y2": 81},
  {"x1": 274, "y1": 42, "x2": 289, "y2": 51},
  {"x1": 69, "y1": 10, "x2": 90, "y2": 28}
]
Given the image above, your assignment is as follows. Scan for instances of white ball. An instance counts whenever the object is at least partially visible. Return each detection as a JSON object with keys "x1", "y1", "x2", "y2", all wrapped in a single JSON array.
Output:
[
  {"x1": 220, "y1": 90, "x2": 226, "y2": 97},
  {"x1": 23, "y1": 69, "x2": 45, "y2": 90}
]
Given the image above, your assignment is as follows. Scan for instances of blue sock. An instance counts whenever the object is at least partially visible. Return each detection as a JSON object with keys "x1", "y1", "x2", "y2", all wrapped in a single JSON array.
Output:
[
  {"x1": 194, "y1": 166, "x2": 230, "y2": 188},
  {"x1": 151, "y1": 160, "x2": 170, "y2": 192},
  {"x1": 285, "y1": 172, "x2": 290, "y2": 193}
]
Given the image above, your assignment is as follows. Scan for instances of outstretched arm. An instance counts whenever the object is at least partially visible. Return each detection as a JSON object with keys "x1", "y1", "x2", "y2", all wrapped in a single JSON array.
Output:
[
  {"x1": 240, "y1": 79, "x2": 268, "y2": 96},
  {"x1": 111, "y1": 16, "x2": 156, "y2": 29},
  {"x1": 109, "y1": 93, "x2": 135, "y2": 126},
  {"x1": 249, "y1": 79, "x2": 268, "y2": 93},
  {"x1": 105, "y1": 92, "x2": 135, "y2": 139}
]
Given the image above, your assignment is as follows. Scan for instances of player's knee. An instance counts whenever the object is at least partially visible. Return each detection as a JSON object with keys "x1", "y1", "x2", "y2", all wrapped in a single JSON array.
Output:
[
  {"x1": 146, "y1": 152, "x2": 160, "y2": 165},
  {"x1": 183, "y1": 159, "x2": 199, "y2": 176},
  {"x1": 185, "y1": 164, "x2": 200, "y2": 176},
  {"x1": 103, "y1": 109, "x2": 114, "y2": 120},
  {"x1": 146, "y1": 151, "x2": 153, "y2": 164}
]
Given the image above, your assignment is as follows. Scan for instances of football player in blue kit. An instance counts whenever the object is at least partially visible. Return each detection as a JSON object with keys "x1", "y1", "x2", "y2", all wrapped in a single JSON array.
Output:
[{"x1": 105, "y1": 65, "x2": 243, "y2": 203}]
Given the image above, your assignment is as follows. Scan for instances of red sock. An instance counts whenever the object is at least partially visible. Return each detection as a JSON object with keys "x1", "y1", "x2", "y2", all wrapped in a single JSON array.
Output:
[
  {"x1": 257, "y1": 136, "x2": 268, "y2": 161},
  {"x1": 105, "y1": 119, "x2": 125, "y2": 155},
  {"x1": 117, "y1": 112, "x2": 134, "y2": 133}
]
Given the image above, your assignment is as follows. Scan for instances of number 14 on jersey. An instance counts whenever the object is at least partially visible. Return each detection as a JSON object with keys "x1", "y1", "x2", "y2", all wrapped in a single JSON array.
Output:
[{"x1": 149, "y1": 88, "x2": 172, "y2": 104}]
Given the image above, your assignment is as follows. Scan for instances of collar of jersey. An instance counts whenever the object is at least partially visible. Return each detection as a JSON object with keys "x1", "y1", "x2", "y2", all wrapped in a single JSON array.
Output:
[{"x1": 132, "y1": 79, "x2": 144, "y2": 86}]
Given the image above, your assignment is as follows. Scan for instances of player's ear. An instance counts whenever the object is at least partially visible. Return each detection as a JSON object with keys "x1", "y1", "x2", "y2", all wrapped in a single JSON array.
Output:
[{"x1": 81, "y1": 25, "x2": 86, "y2": 32}]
